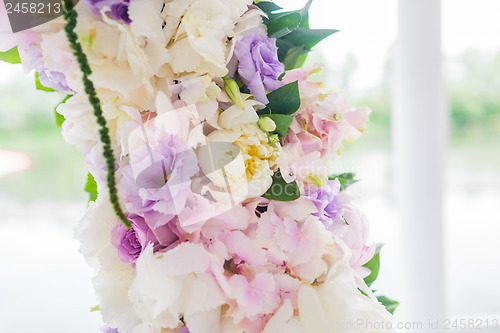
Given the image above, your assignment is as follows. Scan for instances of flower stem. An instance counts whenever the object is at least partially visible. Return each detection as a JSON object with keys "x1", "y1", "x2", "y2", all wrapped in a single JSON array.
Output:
[{"x1": 62, "y1": 0, "x2": 131, "y2": 229}]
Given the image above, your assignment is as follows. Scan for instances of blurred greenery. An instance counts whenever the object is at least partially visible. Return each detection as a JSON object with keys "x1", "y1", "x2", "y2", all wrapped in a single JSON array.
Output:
[
  {"x1": 0, "y1": 65, "x2": 87, "y2": 202},
  {"x1": 341, "y1": 49, "x2": 500, "y2": 168}
]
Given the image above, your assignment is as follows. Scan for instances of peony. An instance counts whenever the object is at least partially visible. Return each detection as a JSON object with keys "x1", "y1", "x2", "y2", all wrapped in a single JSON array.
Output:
[
  {"x1": 205, "y1": 123, "x2": 281, "y2": 201},
  {"x1": 234, "y1": 29, "x2": 284, "y2": 104}
]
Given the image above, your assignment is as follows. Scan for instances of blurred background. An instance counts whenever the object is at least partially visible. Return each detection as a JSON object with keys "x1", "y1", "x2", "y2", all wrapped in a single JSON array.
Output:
[{"x1": 1, "y1": 0, "x2": 499, "y2": 331}]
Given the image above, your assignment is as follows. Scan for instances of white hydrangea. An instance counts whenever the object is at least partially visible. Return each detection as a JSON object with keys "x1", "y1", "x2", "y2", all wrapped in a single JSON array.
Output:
[{"x1": 129, "y1": 243, "x2": 227, "y2": 331}]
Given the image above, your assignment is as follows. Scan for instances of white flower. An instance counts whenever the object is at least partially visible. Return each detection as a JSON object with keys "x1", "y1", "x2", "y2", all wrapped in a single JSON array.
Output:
[
  {"x1": 129, "y1": 243, "x2": 226, "y2": 330},
  {"x1": 75, "y1": 196, "x2": 140, "y2": 331},
  {"x1": 165, "y1": 0, "x2": 232, "y2": 77},
  {"x1": 218, "y1": 97, "x2": 264, "y2": 129},
  {"x1": 74, "y1": 5, "x2": 159, "y2": 108},
  {"x1": 263, "y1": 242, "x2": 395, "y2": 333}
]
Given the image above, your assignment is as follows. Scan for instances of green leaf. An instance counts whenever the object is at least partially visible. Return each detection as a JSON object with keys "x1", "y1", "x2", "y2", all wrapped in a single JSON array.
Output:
[
  {"x1": 263, "y1": 170, "x2": 300, "y2": 201},
  {"x1": 329, "y1": 172, "x2": 359, "y2": 191},
  {"x1": 377, "y1": 296, "x2": 400, "y2": 315},
  {"x1": 283, "y1": 45, "x2": 305, "y2": 71},
  {"x1": 276, "y1": 39, "x2": 297, "y2": 63},
  {"x1": 85, "y1": 172, "x2": 98, "y2": 203},
  {"x1": 0, "y1": 46, "x2": 21, "y2": 64},
  {"x1": 363, "y1": 244, "x2": 383, "y2": 287},
  {"x1": 35, "y1": 72, "x2": 56, "y2": 92},
  {"x1": 258, "y1": 81, "x2": 301, "y2": 115},
  {"x1": 254, "y1": 1, "x2": 282, "y2": 13},
  {"x1": 55, "y1": 95, "x2": 71, "y2": 127},
  {"x1": 281, "y1": 27, "x2": 339, "y2": 51},
  {"x1": 266, "y1": 12, "x2": 301, "y2": 38},
  {"x1": 298, "y1": 0, "x2": 313, "y2": 28},
  {"x1": 261, "y1": 114, "x2": 293, "y2": 137}
]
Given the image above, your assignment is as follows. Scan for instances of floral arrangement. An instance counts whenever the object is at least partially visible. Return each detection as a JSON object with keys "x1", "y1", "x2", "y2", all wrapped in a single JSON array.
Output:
[{"x1": 1, "y1": 0, "x2": 398, "y2": 332}]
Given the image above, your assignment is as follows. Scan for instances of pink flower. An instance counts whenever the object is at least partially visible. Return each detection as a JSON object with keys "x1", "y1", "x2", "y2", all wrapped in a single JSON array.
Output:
[
  {"x1": 229, "y1": 273, "x2": 279, "y2": 319},
  {"x1": 282, "y1": 67, "x2": 371, "y2": 158},
  {"x1": 331, "y1": 192, "x2": 376, "y2": 277}
]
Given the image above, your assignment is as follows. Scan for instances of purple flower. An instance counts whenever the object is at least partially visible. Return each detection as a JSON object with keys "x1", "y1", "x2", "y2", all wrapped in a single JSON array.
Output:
[
  {"x1": 101, "y1": 326, "x2": 119, "y2": 333},
  {"x1": 24, "y1": 42, "x2": 71, "y2": 92},
  {"x1": 234, "y1": 29, "x2": 285, "y2": 104},
  {"x1": 310, "y1": 179, "x2": 344, "y2": 229},
  {"x1": 84, "y1": 0, "x2": 132, "y2": 24},
  {"x1": 119, "y1": 135, "x2": 199, "y2": 229},
  {"x1": 111, "y1": 214, "x2": 181, "y2": 265}
]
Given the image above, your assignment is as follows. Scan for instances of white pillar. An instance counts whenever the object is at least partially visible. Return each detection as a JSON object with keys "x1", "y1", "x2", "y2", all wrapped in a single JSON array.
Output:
[{"x1": 392, "y1": 0, "x2": 446, "y2": 324}]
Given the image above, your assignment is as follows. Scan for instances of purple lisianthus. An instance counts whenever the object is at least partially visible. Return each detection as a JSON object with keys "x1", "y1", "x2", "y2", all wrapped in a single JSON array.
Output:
[
  {"x1": 234, "y1": 29, "x2": 285, "y2": 104},
  {"x1": 84, "y1": 0, "x2": 132, "y2": 24},
  {"x1": 310, "y1": 179, "x2": 344, "y2": 229},
  {"x1": 111, "y1": 213, "x2": 181, "y2": 265}
]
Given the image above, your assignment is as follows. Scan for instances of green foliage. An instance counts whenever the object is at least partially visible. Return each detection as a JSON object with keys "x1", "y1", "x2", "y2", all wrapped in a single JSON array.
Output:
[
  {"x1": 254, "y1": 1, "x2": 282, "y2": 13},
  {"x1": 263, "y1": 170, "x2": 301, "y2": 201},
  {"x1": 35, "y1": 72, "x2": 56, "y2": 92},
  {"x1": 256, "y1": 81, "x2": 300, "y2": 137},
  {"x1": 0, "y1": 46, "x2": 21, "y2": 64},
  {"x1": 448, "y1": 50, "x2": 500, "y2": 134},
  {"x1": 363, "y1": 244, "x2": 383, "y2": 287},
  {"x1": 329, "y1": 172, "x2": 359, "y2": 191},
  {"x1": 281, "y1": 27, "x2": 338, "y2": 51},
  {"x1": 84, "y1": 172, "x2": 98, "y2": 202},
  {"x1": 266, "y1": 12, "x2": 302, "y2": 39},
  {"x1": 377, "y1": 295, "x2": 400, "y2": 315},
  {"x1": 258, "y1": 81, "x2": 301, "y2": 115},
  {"x1": 261, "y1": 0, "x2": 338, "y2": 70}
]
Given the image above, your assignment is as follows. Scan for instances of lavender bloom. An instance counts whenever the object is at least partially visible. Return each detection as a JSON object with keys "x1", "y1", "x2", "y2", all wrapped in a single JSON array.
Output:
[
  {"x1": 24, "y1": 42, "x2": 71, "y2": 92},
  {"x1": 234, "y1": 29, "x2": 285, "y2": 104},
  {"x1": 119, "y1": 135, "x2": 199, "y2": 229},
  {"x1": 310, "y1": 179, "x2": 344, "y2": 229},
  {"x1": 84, "y1": 0, "x2": 132, "y2": 24},
  {"x1": 101, "y1": 326, "x2": 119, "y2": 333},
  {"x1": 111, "y1": 214, "x2": 181, "y2": 265}
]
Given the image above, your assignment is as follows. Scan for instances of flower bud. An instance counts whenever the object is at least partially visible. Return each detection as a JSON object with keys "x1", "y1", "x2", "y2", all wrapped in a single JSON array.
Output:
[
  {"x1": 222, "y1": 76, "x2": 245, "y2": 109},
  {"x1": 258, "y1": 116, "x2": 277, "y2": 132}
]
